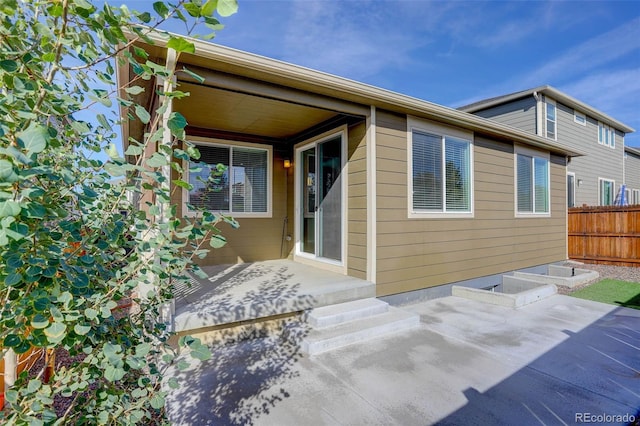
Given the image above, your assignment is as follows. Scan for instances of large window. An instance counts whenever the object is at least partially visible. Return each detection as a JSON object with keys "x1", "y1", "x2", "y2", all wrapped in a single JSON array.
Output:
[
  {"x1": 598, "y1": 123, "x2": 616, "y2": 148},
  {"x1": 409, "y1": 120, "x2": 472, "y2": 216},
  {"x1": 546, "y1": 100, "x2": 556, "y2": 140},
  {"x1": 598, "y1": 178, "x2": 614, "y2": 206},
  {"x1": 516, "y1": 149, "x2": 550, "y2": 215},
  {"x1": 187, "y1": 142, "x2": 271, "y2": 216}
]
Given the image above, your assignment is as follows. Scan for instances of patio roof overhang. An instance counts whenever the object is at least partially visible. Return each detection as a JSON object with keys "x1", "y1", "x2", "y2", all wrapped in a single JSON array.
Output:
[{"x1": 117, "y1": 30, "x2": 585, "y2": 157}]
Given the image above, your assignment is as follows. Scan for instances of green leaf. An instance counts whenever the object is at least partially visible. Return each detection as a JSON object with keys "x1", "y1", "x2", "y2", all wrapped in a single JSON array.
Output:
[
  {"x1": 97, "y1": 113, "x2": 111, "y2": 129},
  {"x1": 172, "y1": 179, "x2": 193, "y2": 190},
  {"x1": 125, "y1": 86, "x2": 145, "y2": 95},
  {"x1": 183, "y1": 2, "x2": 201, "y2": 17},
  {"x1": 167, "y1": 112, "x2": 188, "y2": 138},
  {"x1": 134, "y1": 104, "x2": 150, "y2": 124},
  {"x1": 188, "y1": 339, "x2": 211, "y2": 361},
  {"x1": 167, "y1": 377, "x2": 180, "y2": 389},
  {"x1": 0, "y1": 60, "x2": 19, "y2": 72},
  {"x1": 146, "y1": 153, "x2": 168, "y2": 168},
  {"x1": 5, "y1": 272, "x2": 23, "y2": 286},
  {"x1": 209, "y1": 234, "x2": 227, "y2": 248},
  {"x1": 201, "y1": 0, "x2": 218, "y2": 16},
  {"x1": 105, "y1": 143, "x2": 119, "y2": 160},
  {"x1": 153, "y1": 1, "x2": 170, "y2": 18},
  {"x1": 74, "y1": 324, "x2": 91, "y2": 335},
  {"x1": 4, "y1": 334, "x2": 22, "y2": 348},
  {"x1": 125, "y1": 144, "x2": 143, "y2": 156},
  {"x1": 104, "y1": 365, "x2": 126, "y2": 382},
  {"x1": 217, "y1": 0, "x2": 238, "y2": 17},
  {"x1": 0, "y1": 159, "x2": 17, "y2": 181},
  {"x1": 84, "y1": 308, "x2": 98, "y2": 320},
  {"x1": 31, "y1": 314, "x2": 50, "y2": 329},
  {"x1": 181, "y1": 67, "x2": 205, "y2": 84},
  {"x1": 44, "y1": 322, "x2": 67, "y2": 343},
  {"x1": 17, "y1": 123, "x2": 49, "y2": 154},
  {"x1": 167, "y1": 37, "x2": 195, "y2": 54},
  {"x1": 149, "y1": 393, "x2": 165, "y2": 409},
  {"x1": 27, "y1": 379, "x2": 42, "y2": 394}
]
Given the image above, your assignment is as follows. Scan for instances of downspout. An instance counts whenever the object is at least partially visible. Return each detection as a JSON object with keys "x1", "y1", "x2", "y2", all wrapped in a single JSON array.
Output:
[
  {"x1": 366, "y1": 106, "x2": 377, "y2": 283},
  {"x1": 533, "y1": 91, "x2": 543, "y2": 137}
]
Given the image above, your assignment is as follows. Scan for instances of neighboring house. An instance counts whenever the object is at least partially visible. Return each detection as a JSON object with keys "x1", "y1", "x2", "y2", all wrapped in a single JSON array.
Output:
[
  {"x1": 459, "y1": 86, "x2": 635, "y2": 207},
  {"x1": 625, "y1": 146, "x2": 640, "y2": 205},
  {"x1": 118, "y1": 33, "x2": 582, "y2": 299}
]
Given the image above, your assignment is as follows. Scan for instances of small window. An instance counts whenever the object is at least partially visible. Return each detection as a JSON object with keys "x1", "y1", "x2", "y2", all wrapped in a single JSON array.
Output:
[
  {"x1": 624, "y1": 188, "x2": 631, "y2": 205},
  {"x1": 598, "y1": 123, "x2": 616, "y2": 149},
  {"x1": 567, "y1": 173, "x2": 575, "y2": 208},
  {"x1": 574, "y1": 111, "x2": 586, "y2": 125},
  {"x1": 546, "y1": 101, "x2": 556, "y2": 140},
  {"x1": 633, "y1": 189, "x2": 640, "y2": 205},
  {"x1": 187, "y1": 142, "x2": 271, "y2": 216},
  {"x1": 409, "y1": 119, "x2": 473, "y2": 217},
  {"x1": 598, "y1": 178, "x2": 615, "y2": 206},
  {"x1": 516, "y1": 149, "x2": 550, "y2": 215}
]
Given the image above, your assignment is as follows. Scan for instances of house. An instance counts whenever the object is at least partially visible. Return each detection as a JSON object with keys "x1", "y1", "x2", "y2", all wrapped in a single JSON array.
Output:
[
  {"x1": 459, "y1": 86, "x2": 635, "y2": 207},
  {"x1": 118, "y1": 33, "x2": 583, "y2": 303},
  {"x1": 625, "y1": 146, "x2": 640, "y2": 205}
]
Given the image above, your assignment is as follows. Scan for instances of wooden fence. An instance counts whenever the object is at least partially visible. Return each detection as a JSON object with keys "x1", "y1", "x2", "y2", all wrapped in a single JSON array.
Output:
[{"x1": 568, "y1": 205, "x2": 640, "y2": 267}]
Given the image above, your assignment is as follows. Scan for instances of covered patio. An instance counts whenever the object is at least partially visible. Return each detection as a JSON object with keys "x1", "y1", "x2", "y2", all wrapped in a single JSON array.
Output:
[{"x1": 172, "y1": 260, "x2": 375, "y2": 333}]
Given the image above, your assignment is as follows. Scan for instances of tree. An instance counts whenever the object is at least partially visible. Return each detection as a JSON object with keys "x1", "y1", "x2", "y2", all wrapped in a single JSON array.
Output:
[{"x1": 0, "y1": 0, "x2": 237, "y2": 423}]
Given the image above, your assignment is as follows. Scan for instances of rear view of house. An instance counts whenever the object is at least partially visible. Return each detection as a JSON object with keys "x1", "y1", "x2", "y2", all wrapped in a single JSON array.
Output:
[
  {"x1": 459, "y1": 86, "x2": 635, "y2": 207},
  {"x1": 625, "y1": 146, "x2": 640, "y2": 205},
  {"x1": 118, "y1": 34, "x2": 583, "y2": 305}
]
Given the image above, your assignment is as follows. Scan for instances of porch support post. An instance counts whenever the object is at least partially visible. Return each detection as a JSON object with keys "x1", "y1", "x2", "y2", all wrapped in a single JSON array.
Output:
[{"x1": 366, "y1": 106, "x2": 377, "y2": 284}]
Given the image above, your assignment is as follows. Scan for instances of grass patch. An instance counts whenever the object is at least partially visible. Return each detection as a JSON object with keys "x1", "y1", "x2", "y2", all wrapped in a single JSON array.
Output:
[{"x1": 570, "y1": 279, "x2": 640, "y2": 310}]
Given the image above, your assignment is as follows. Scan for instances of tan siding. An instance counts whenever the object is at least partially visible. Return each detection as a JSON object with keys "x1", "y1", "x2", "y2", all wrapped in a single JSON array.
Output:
[
  {"x1": 191, "y1": 147, "x2": 290, "y2": 265},
  {"x1": 347, "y1": 121, "x2": 367, "y2": 278},
  {"x1": 375, "y1": 117, "x2": 567, "y2": 296}
]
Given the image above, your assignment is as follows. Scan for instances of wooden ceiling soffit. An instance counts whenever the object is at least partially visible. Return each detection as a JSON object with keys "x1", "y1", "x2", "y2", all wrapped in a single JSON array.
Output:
[{"x1": 176, "y1": 65, "x2": 369, "y2": 117}]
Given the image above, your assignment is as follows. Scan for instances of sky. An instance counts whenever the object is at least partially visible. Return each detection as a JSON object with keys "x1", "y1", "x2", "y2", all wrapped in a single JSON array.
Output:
[{"x1": 154, "y1": 0, "x2": 640, "y2": 148}]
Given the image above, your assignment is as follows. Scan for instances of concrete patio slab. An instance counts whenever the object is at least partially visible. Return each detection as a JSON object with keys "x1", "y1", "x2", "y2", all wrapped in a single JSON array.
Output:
[
  {"x1": 165, "y1": 295, "x2": 640, "y2": 425},
  {"x1": 173, "y1": 260, "x2": 375, "y2": 333}
]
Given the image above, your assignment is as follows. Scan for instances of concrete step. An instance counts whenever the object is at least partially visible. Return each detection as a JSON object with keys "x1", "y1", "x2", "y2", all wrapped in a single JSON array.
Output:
[
  {"x1": 308, "y1": 298, "x2": 390, "y2": 329},
  {"x1": 302, "y1": 307, "x2": 420, "y2": 355}
]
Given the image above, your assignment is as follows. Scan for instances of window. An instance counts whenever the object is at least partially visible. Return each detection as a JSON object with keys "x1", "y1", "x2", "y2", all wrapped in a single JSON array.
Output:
[
  {"x1": 187, "y1": 141, "x2": 271, "y2": 216},
  {"x1": 598, "y1": 123, "x2": 616, "y2": 148},
  {"x1": 598, "y1": 178, "x2": 614, "y2": 206},
  {"x1": 516, "y1": 148, "x2": 550, "y2": 215},
  {"x1": 624, "y1": 188, "x2": 631, "y2": 205},
  {"x1": 567, "y1": 173, "x2": 576, "y2": 208},
  {"x1": 409, "y1": 119, "x2": 473, "y2": 216},
  {"x1": 633, "y1": 189, "x2": 640, "y2": 205},
  {"x1": 545, "y1": 100, "x2": 556, "y2": 140},
  {"x1": 574, "y1": 111, "x2": 586, "y2": 125}
]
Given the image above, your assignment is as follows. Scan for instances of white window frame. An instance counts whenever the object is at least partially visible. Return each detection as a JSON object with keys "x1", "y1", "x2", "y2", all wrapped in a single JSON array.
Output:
[
  {"x1": 183, "y1": 137, "x2": 273, "y2": 218},
  {"x1": 567, "y1": 172, "x2": 576, "y2": 208},
  {"x1": 598, "y1": 178, "x2": 615, "y2": 206},
  {"x1": 514, "y1": 145, "x2": 551, "y2": 217},
  {"x1": 633, "y1": 189, "x2": 640, "y2": 205},
  {"x1": 624, "y1": 188, "x2": 631, "y2": 205},
  {"x1": 574, "y1": 111, "x2": 586, "y2": 126},
  {"x1": 598, "y1": 122, "x2": 616, "y2": 149},
  {"x1": 545, "y1": 99, "x2": 557, "y2": 140},
  {"x1": 407, "y1": 116, "x2": 474, "y2": 218}
]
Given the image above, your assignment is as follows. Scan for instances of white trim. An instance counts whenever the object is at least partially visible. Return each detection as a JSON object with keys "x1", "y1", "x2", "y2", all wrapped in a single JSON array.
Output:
[
  {"x1": 632, "y1": 189, "x2": 640, "y2": 205},
  {"x1": 545, "y1": 98, "x2": 557, "y2": 141},
  {"x1": 514, "y1": 144, "x2": 551, "y2": 217},
  {"x1": 366, "y1": 106, "x2": 377, "y2": 283},
  {"x1": 293, "y1": 126, "x2": 348, "y2": 273},
  {"x1": 574, "y1": 111, "x2": 586, "y2": 126},
  {"x1": 182, "y1": 137, "x2": 273, "y2": 218},
  {"x1": 598, "y1": 177, "x2": 615, "y2": 206},
  {"x1": 407, "y1": 116, "x2": 474, "y2": 219},
  {"x1": 567, "y1": 172, "x2": 576, "y2": 208}
]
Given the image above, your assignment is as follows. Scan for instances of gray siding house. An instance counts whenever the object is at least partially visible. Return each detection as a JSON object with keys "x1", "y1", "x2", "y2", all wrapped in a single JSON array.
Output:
[
  {"x1": 460, "y1": 86, "x2": 635, "y2": 207},
  {"x1": 625, "y1": 146, "x2": 640, "y2": 205}
]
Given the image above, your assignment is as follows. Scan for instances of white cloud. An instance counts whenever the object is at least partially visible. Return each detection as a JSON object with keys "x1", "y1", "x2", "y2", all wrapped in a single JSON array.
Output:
[{"x1": 281, "y1": 1, "x2": 421, "y2": 79}]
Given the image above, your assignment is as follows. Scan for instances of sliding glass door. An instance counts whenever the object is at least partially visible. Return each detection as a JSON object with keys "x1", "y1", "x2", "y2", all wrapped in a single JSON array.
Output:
[{"x1": 298, "y1": 135, "x2": 343, "y2": 262}]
